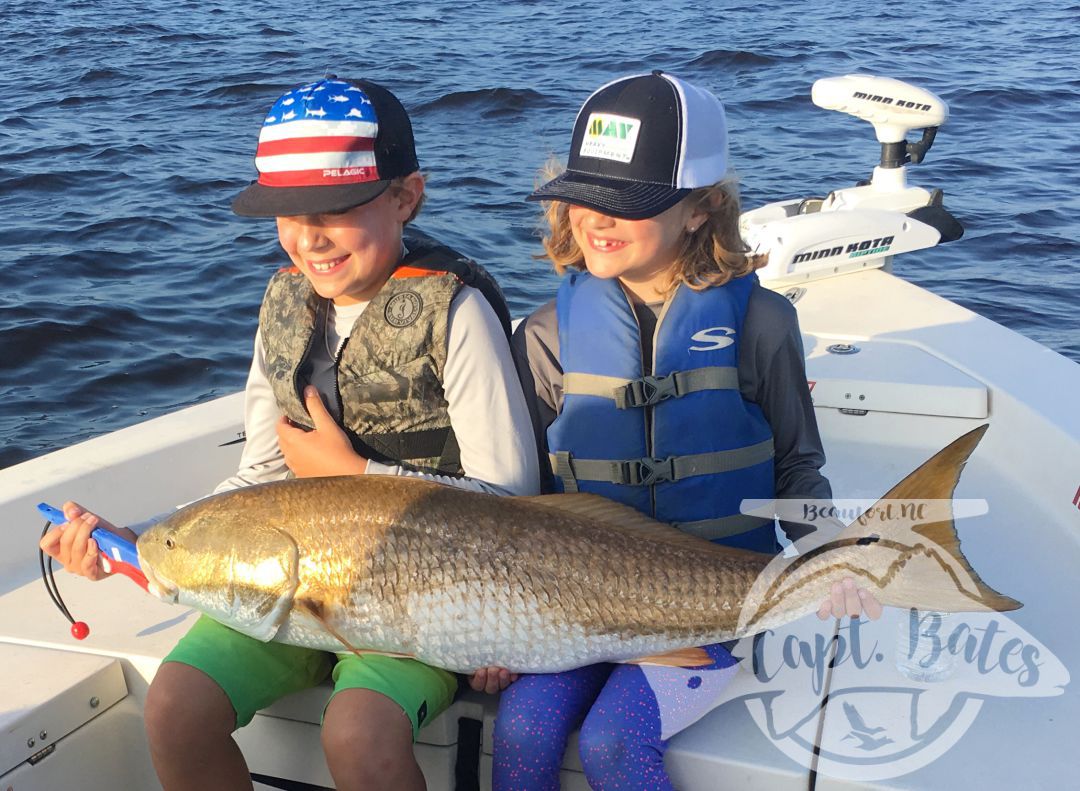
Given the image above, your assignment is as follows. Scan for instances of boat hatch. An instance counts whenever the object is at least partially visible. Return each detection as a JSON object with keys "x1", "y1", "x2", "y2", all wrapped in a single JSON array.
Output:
[
  {"x1": 0, "y1": 644, "x2": 127, "y2": 777},
  {"x1": 805, "y1": 338, "x2": 988, "y2": 419}
]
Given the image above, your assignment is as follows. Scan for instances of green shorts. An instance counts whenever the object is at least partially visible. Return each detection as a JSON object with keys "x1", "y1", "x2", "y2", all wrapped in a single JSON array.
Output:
[{"x1": 163, "y1": 615, "x2": 457, "y2": 739}]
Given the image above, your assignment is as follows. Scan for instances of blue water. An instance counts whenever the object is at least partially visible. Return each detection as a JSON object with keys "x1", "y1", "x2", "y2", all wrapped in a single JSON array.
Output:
[{"x1": 1, "y1": 0, "x2": 1077, "y2": 469}]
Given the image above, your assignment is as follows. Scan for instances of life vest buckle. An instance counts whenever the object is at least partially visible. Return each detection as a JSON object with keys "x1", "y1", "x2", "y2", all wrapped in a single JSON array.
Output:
[
  {"x1": 621, "y1": 456, "x2": 676, "y2": 486},
  {"x1": 619, "y1": 374, "x2": 680, "y2": 409}
]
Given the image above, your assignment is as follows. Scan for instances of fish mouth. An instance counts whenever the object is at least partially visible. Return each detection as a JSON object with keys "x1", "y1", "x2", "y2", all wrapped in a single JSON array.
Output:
[{"x1": 139, "y1": 560, "x2": 179, "y2": 604}]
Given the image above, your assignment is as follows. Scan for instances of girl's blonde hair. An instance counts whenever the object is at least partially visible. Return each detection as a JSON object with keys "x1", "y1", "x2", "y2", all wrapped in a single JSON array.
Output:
[{"x1": 537, "y1": 161, "x2": 766, "y2": 297}]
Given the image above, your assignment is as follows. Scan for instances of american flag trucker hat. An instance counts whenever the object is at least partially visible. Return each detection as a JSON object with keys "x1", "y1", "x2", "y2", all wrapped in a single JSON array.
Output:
[
  {"x1": 232, "y1": 77, "x2": 418, "y2": 217},
  {"x1": 528, "y1": 71, "x2": 729, "y2": 220}
]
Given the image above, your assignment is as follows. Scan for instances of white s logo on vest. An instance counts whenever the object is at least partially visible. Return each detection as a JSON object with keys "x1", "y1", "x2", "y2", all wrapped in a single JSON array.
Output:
[{"x1": 689, "y1": 326, "x2": 736, "y2": 352}]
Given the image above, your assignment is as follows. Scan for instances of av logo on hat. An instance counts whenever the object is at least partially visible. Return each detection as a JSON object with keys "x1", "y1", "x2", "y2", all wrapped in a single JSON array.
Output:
[{"x1": 580, "y1": 113, "x2": 641, "y2": 163}]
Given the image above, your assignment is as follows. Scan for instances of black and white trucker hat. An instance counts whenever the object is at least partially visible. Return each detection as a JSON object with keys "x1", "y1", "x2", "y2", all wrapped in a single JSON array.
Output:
[{"x1": 528, "y1": 71, "x2": 729, "y2": 220}]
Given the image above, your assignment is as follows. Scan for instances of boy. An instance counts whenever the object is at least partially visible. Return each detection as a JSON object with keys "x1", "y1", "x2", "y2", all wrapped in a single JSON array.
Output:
[{"x1": 43, "y1": 76, "x2": 538, "y2": 791}]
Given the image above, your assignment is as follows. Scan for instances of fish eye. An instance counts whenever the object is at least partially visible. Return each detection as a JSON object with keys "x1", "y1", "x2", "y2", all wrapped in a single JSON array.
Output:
[{"x1": 165, "y1": 538, "x2": 176, "y2": 550}]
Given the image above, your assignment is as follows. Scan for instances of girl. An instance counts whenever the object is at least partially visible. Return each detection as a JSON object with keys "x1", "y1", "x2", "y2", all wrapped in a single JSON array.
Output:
[{"x1": 496, "y1": 71, "x2": 879, "y2": 790}]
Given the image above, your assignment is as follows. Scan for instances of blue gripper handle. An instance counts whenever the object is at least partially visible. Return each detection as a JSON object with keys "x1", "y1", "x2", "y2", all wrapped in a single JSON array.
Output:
[
  {"x1": 37, "y1": 502, "x2": 147, "y2": 590},
  {"x1": 37, "y1": 503, "x2": 67, "y2": 524}
]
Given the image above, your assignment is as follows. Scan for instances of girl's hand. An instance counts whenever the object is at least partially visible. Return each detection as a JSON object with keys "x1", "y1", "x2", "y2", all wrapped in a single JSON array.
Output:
[
  {"x1": 816, "y1": 577, "x2": 884, "y2": 621},
  {"x1": 277, "y1": 386, "x2": 369, "y2": 478},
  {"x1": 39, "y1": 502, "x2": 137, "y2": 581},
  {"x1": 468, "y1": 666, "x2": 519, "y2": 694}
]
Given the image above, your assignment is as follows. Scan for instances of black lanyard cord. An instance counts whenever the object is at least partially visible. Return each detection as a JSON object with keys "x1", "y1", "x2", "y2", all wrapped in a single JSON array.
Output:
[
  {"x1": 808, "y1": 616, "x2": 842, "y2": 790},
  {"x1": 39, "y1": 518, "x2": 90, "y2": 639}
]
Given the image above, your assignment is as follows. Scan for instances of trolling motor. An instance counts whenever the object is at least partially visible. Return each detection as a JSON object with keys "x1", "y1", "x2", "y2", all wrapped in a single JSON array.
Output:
[
  {"x1": 812, "y1": 75, "x2": 948, "y2": 201},
  {"x1": 742, "y1": 74, "x2": 964, "y2": 286}
]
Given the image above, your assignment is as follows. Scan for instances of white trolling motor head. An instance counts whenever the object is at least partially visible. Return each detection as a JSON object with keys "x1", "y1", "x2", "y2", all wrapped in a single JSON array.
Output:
[
  {"x1": 809, "y1": 74, "x2": 950, "y2": 196},
  {"x1": 741, "y1": 75, "x2": 963, "y2": 286},
  {"x1": 812, "y1": 74, "x2": 947, "y2": 145}
]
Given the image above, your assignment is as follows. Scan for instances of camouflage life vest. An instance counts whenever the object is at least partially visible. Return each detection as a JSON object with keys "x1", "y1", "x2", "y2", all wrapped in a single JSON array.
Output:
[{"x1": 259, "y1": 228, "x2": 511, "y2": 476}]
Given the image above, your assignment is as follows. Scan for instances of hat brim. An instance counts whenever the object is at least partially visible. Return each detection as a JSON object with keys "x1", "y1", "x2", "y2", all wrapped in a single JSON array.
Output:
[
  {"x1": 526, "y1": 171, "x2": 689, "y2": 220},
  {"x1": 232, "y1": 180, "x2": 391, "y2": 218}
]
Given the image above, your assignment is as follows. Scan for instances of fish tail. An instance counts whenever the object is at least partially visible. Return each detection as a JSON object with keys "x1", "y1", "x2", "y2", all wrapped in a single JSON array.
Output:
[{"x1": 836, "y1": 424, "x2": 1021, "y2": 613}]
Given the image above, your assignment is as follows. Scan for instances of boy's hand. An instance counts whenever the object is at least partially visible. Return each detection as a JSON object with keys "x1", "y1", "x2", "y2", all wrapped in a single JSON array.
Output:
[
  {"x1": 816, "y1": 577, "x2": 884, "y2": 621},
  {"x1": 39, "y1": 502, "x2": 137, "y2": 581},
  {"x1": 468, "y1": 666, "x2": 518, "y2": 694},
  {"x1": 277, "y1": 386, "x2": 369, "y2": 478}
]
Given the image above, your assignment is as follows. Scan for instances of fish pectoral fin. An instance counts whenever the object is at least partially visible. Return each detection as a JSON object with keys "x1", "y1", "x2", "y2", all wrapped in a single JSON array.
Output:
[
  {"x1": 622, "y1": 646, "x2": 713, "y2": 668},
  {"x1": 293, "y1": 598, "x2": 414, "y2": 660}
]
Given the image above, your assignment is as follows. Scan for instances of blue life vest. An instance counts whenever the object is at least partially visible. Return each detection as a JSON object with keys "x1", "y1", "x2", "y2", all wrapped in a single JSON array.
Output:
[{"x1": 547, "y1": 271, "x2": 777, "y2": 552}]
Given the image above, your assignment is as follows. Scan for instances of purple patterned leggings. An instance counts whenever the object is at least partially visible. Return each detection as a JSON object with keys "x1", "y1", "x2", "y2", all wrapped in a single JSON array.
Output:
[{"x1": 492, "y1": 643, "x2": 739, "y2": 790}]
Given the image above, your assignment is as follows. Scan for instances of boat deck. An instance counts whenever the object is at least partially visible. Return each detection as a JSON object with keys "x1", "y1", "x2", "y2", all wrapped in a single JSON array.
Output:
[{"x1": 2, "y1": 268, "x2": 1078, "y2": 789}]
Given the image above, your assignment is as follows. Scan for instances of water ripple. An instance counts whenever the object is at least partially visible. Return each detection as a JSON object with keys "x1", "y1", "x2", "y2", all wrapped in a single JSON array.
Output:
[{"x1": 0, "y1": 0, "x2": 1076, "y2": 468}]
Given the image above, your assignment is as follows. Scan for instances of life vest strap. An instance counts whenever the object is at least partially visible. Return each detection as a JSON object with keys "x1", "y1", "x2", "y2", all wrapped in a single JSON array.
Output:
[
  {"x1": 550, "y1": 438, "x2": 774, "y2": 488},
  {"x1": 563, "y1": 366, "x2": 739, "y2": 409},
  {"x1": 553, "y1": 451, "x2": 579, "y2": 493},
  {"x1": 353, "y1": 426, "x2": 456, "y2": 464}
]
